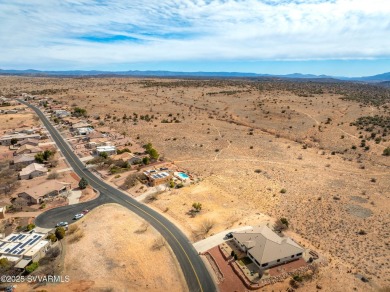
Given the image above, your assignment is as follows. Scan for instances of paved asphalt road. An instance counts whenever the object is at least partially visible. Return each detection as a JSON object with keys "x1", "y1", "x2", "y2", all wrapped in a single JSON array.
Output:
[{"x1": 19, "y1": 99, "x2": 216, "y2": 292}]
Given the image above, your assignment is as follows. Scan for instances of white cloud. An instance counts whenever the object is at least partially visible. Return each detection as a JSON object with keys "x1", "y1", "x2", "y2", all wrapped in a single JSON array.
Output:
[{"x1": 0, "y1": 0, "x2": 389, "y2": 69}]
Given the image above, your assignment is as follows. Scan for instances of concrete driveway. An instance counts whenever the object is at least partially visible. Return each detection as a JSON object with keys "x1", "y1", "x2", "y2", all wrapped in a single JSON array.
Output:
[
  {"x1": 67, "y1": 190, "x2": 82, "y2": 205},
  {"x1": 194, "y1": 226, "x2": 253, "y2": 253}
]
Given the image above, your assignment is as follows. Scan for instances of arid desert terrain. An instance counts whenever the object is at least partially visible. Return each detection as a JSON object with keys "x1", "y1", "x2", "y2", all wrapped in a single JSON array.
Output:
[{"x1": 0, "y1": 76, "x2": 389, "y2": 291}]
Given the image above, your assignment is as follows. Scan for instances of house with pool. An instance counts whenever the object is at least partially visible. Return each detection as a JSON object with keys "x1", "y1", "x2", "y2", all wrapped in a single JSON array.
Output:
[
  {"x1": 143, "y1": 169, "x2": 172, "y2": 186},
  {"x1": 174, "y1": 171, "x2": 190, "y2": 181}
]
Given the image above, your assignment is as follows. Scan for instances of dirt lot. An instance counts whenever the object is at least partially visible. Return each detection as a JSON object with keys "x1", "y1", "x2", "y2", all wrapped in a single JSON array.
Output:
[
  {"x1": 60, "y1": 204, "x2": 186, "y2": 291},
  {"x1": 1, "y1": 77, "x2": 389, "y2": 290},
  {"x1": 0, "y1": 107, "x2": 38, "y2": 133}
]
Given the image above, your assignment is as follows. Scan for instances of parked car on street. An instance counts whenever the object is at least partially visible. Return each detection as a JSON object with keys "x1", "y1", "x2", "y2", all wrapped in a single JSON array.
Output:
[
  {"x1": 55, "y1": 222, "x2": 68, "y2": 227},
  {"x1": 73, "y1": 213, "x2": 84, "y2": 220},
  {"x1": 82, "y1": 209, "x2": 89, "y2": 214}
]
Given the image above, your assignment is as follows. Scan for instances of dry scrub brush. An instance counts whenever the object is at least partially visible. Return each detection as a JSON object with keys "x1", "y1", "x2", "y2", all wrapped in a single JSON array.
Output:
[
  {"x1": 68, "y1": 229, "x2": 85, "y2": 244},
  {"x1": 135, "y1": 222, "x2": 149, "y2": 234},
  {"x1": 151, "y1": 236, "x2": 166, "y2": 250},
  {"x1": 67, "y1": 224, "x2": 79, "y2": 235},
  {"x1": 193, "y1": 218, "x2": 215, "y2": 240}
]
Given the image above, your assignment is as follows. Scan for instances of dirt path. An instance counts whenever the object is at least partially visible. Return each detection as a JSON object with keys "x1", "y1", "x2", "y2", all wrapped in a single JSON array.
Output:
[
  {"x1": 294, "y1": 109, "x2": 320, "y2": 125},
  {"x1": 213, "y1": 124, "x2": 231, "y2": 160}
]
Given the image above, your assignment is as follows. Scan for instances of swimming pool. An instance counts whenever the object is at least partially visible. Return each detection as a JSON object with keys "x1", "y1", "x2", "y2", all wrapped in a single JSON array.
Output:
[{"x1": 177, "y1": 172, "x2": 189, "y2": 180}]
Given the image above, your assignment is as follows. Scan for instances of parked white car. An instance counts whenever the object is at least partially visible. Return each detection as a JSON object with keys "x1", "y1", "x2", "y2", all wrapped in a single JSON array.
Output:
[
  {"x1": 56, "y1": 222, "x2": 68, "y2": 227},
  {"x1": 73, "y1": 213, "x2": 84, "y2": 220}
]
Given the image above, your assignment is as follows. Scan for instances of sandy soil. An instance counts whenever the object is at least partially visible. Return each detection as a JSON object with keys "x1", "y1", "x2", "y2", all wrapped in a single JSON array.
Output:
[
  {"x1": 1, "y1": 77, "x2": 389, "y2": 290},
  {"x1": 60, "y1": 204, "x2": 186, "y2": 292},
  {"x1": 0, "y1": 107, "x2": 38, "y2": 133}
]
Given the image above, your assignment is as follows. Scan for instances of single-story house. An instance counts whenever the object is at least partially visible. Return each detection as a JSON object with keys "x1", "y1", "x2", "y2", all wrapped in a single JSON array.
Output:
[
  {"x1": 54, "y1": 109, "x2": 70, "y2": 118},
  {"x1": 76, "y1": 127, "x2": 94, "y2": 136},
  {"x1": 232, "y1": 225, "x2": 304, "y2": 270},
  {"x1": 13, "y1": 128, "x2": 37, "y2": 135},
  {"x1": 12, "y1": 154, "x2": 36, "y2": 168},
  {"x1": 86, "y1": 137, "x2": 109, "y2": 149},
  {"x1": 0, "y1": 133, "x2": 41, "y2": 146},
  {"x1": 112, "y1": 152, "x2": 145, "y2": 165},
  {"x1": 14, "y1": 144, "x2": 42, "y2": 155},
  {"x1": 19, "y1": 163, "x2": 48, "y2": 180},
  {"x1": 17, "y1": 138, "x2": 39, "y2": 147},
  {"x1": 143, "y1": 169, "x2": 172, "y2": 186},
  {"x1": 0, "y1": 231, "x2": 51, "y2": 266},
  {"x1": 17, "y1": 180, "x2": 71, "y2": 204},
  {"x1": 71, "y1": 121, "x2": 91, "y2": 131},
  {"x1": 3, "y1": 109, "x2": 18, "y2": 114},
  {"x1": 95, "y1": 145, "x2": 116, "y2": 156}
]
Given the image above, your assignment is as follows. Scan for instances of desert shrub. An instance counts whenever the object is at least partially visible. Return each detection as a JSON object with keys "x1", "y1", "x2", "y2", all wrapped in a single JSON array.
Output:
[
  {"x1": 116, "y1": 148, "x2": 131, "y2": 154},
  {"x1": 73, "y1": 107, "x2": 87, "y2": 117},
  {"x1": 274, "y1": 218, "x2": 289, "y2": 232},
  {"x1": 280, "y1": 188, "x2": 287, "y2": 194},
  {"x1": 55, "y1": 227, "x2": 65, "y2": 240},
  {"x1": 68, "y1": 229, "x2": 84, "y2": 243},
  {"x1": 0, "y1": 258, "x2": 11, "y2": 271},
  {"x1": 135, "y1": 222, "x2": 149, "y2": 233},
  {"x1": 26, "y1": 262, "x2": 39, "y2": 274},
  {"x1": 280, "y1": 217, "x2": 289, "y2": 227},
  {"x1": 121, "y1": 173, "x2": 146, "y2": 189},
  {"x1": 47, "y1": 171, "x2": 59, "y2": 180},
  {"x1": 46, "y1": 233, "x2": 57, "y2": 243},
  {"x1": 192, "y1": 202, "x2": 202, "y2": 212},
  {"x1": 67, "y1": 224, "x2": 79, "y2": 235},
  {"x1": 383, "y1": 147, "x2": 390, "y2": 156},
  {"x1": 151, "y1": 236, "x2": 165, "y2": 250},
  {"x1": 99, "y1": 152, "x2": 108, "y2": 159},
  {"x1": 200, "y1": 219, "x2": 214, "y2": 235}
]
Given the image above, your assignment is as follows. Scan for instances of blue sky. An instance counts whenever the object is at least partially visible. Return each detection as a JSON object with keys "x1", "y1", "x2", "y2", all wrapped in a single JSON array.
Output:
[{"x1": 0, "y1": 0, "x2": 389, "y2": 77}]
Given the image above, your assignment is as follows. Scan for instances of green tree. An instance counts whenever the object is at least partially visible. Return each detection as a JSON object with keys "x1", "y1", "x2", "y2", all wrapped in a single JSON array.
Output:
[
  {"x1": 142, "y1": 156, "x2": 150, "y2": 165},
  {"x1": 35, "y1": 152, "x2": 45, "y2": 163},
  {"x1": 148, "y1": 148, "x2": 159, "y2": 160},
  {"x1": 99, "y1": 152, "x2": 108, "y2": 159},
  {"x1": 143, "y1": 143, "x2": 153, "y2": 152},
  {"x1": 0, "y1": 258, "x2": 10, "y2": 271},
  {"x1": 46, "y1": 233, "x2": 57, "y2": 243},
  {"x1": 55, "y1": 227, "x2": 65, "y2": 240},
  {"x1": 383, "y1": 147, "x2": 390, "y2": 156},
  {"x1": 169, "y1": 180, "x2": 175, "y2": 188},
  {"x1": 26, "y1": 223, "x2": 35, "y2": 231},
  {"x1": 25, "y1": 262, "x2": 39, "y2": 274},
  {"x1": 79, "y1": 177, "x2": 88, "y2": 189},
  {"x1": 43, "y1": 149, "x2": 53, "y2": 160},
  {"x1": 280, "y1": 217, "x2": 289, "y2": 227},
  {"x1": 73, "y1": 107, "x2": 87, "y2": 117},
  {"x1": 10, "y1": 138, "x2": 18, "y2": 145}
]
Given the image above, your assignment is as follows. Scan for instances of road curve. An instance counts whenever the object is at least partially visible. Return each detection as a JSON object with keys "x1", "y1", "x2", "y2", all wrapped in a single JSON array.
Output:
[{"x1": 19, "y1": 99, "x2": 216, "y2": 292}]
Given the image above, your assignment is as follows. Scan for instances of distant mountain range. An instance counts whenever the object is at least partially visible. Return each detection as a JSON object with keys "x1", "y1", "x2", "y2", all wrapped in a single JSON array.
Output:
[{"x1": 1, "y1": 69, "x2": 390, "y2": 82}]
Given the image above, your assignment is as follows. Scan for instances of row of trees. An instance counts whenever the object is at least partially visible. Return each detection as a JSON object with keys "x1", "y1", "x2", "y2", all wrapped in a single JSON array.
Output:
[
  {"x1": 143, "y1": 143, "x2": 159, "y2": 160},
  {"x1": 35, "y1": 149, "x2": 55, "y2": 163}
]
